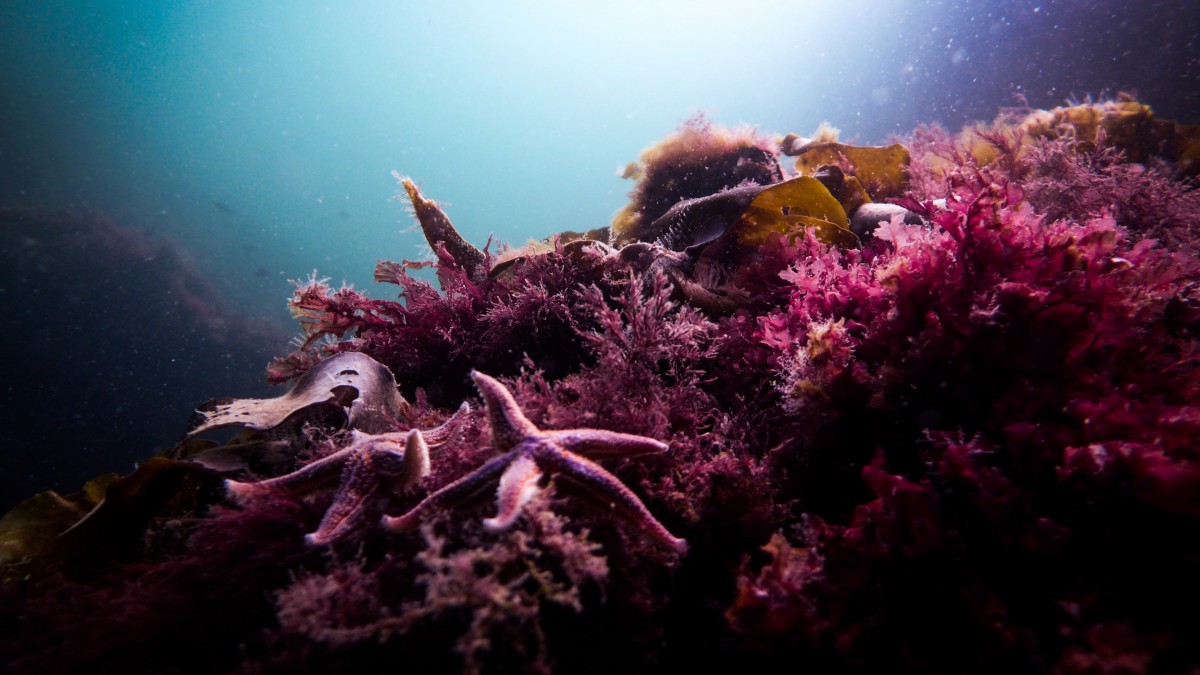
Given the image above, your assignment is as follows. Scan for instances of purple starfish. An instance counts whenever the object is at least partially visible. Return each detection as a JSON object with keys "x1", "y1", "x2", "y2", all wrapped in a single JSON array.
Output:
[
  {"x1": 227, "y1": 404, "x2": 468, "y2": 545},
  {"x1": 382, "y1": 371, "x2": 688, "y2": 555}
]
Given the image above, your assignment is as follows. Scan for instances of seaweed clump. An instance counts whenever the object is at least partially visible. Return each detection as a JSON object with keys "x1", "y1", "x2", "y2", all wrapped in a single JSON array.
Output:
[
  {"x1": 3, "y1": 99, "x2": 1200, "y2": 674},
  {"x1": 612, "y1": 116, "x2": 784, "y2": 245}
]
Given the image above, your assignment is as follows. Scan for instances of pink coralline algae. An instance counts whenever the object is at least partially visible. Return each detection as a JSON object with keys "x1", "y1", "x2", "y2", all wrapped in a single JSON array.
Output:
[{"x1": 2, "y1": 99, "x2": 1200, "y2": 674}]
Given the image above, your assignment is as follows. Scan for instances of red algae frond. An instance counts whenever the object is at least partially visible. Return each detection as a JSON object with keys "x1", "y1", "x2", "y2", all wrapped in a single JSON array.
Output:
[{"x1": 394, "y1": 172, "x2": 488, "y2": 280}]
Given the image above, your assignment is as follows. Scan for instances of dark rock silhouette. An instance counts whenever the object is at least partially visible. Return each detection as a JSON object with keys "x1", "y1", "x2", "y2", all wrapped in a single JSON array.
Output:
[{"x1": 0, "y1": 208, "x2": 290, "y2": 511}]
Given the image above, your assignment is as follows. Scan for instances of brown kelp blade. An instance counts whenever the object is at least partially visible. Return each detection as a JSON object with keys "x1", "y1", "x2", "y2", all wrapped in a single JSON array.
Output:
[
  {"x1": 733, "y1": 176, "x2": 859, "y2": 249},
  {"x1": 0, "y1": 457, "x2": 207, "y2": 580},
  {"x1": 397, "y1": 175, "x2": 486, "y2": 279},
  {"x1": 790, "y1": 142, "x2": 911, "y2": 198}
]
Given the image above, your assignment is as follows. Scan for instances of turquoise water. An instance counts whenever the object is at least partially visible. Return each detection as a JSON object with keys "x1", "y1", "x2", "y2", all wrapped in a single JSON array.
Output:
[
  {"x1": 5, "y1": 1, "x2": 1194, "y2": 316},
  {"x1": 1, "y1": 0, "x2": 1197, "y2": 504}
]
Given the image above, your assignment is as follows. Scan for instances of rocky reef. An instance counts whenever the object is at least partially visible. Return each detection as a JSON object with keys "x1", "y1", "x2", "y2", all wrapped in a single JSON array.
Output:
[
  {"x1": 0, "y1": 208, "x2": 289, "y2": 512},
  {"x1": 2, "y1": 98, "x2": 1199, "y2": 674}
]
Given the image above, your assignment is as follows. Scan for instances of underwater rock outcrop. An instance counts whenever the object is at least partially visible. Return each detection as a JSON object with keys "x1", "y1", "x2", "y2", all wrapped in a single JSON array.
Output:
[
  {"x1": 0, "y1": 208, "x2": 289, "y2": 513},
  {"x1": 3, "y1": 98, "x2": 1200, "y2": 674}
]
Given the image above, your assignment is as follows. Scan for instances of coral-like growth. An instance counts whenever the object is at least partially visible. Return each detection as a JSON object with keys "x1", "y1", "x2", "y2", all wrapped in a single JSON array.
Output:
[
  {"x1": 727, "y1": 135, "x2": 1200, "y2": 671},
  {"x1": 269, "y1": 496, "x2": 609, "y2": 674},
  {"x1": 274, "y1": 239, "x2": 606, "y2": 406}
]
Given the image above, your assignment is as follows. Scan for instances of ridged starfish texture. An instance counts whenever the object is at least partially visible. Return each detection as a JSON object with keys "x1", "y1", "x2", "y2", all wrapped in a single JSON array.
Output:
[
  {"x1": 226, "y1": 403, "x2": 469, "y2": 545},
  {"x1": 383, "y1": 371, "x2": 688, "y2": 555}
]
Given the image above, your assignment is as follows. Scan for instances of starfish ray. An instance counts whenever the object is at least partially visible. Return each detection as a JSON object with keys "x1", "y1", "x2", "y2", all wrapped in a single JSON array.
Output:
[
  {"x1": 382, "y1": 371, "x2": 688, "y2": 555},
  {"x1": 227, "y1": 403, "x2": 468, "y2": 545}
]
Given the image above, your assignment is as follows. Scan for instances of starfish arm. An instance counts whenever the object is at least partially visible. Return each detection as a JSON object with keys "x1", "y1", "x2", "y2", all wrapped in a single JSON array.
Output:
[
  {"x1": 400, "y1": 428, "x2": 431, "y2": 485},
  {"x1": 334, "y1": 430, "x2": 431, "y2": 491},
  {"x1": 305, "y1": 449, "x2": 381, "y2": 545},
  {"x1": 535, "y1": 446, "x2": 688, "y2": 555},
  {"x1": 542, "y1": 429, "x2": 668, "y2": 460},
  {"x1": 470, "y1": 371, "x2": 541, "y2": 452},
  {"x1": 382, "y1": 452, "x2": 514, "y2": 532},
  {"x1": 225, "y1": 446, "x2": 355, "y2": 500},
  {"x1": 483, "y1": 454, "x2": 543, "y2": 531},
  {"x1": 421, "y1": 401, "x2": 471, "y2": 447}
]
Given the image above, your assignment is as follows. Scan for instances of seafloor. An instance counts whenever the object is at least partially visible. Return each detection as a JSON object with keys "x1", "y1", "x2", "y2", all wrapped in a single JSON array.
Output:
[{"x1": 2, "y1": 98, "x2": 1199, "y2": 674}]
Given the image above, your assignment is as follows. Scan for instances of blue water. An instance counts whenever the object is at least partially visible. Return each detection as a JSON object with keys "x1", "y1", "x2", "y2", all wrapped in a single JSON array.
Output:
[{"x1": 1, "y1": 0, "x2": 1197, "y2": 506}]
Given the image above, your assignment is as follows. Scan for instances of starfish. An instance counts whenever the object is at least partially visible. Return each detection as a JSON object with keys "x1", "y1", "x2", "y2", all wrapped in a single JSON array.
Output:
[
  {"x1": 382, "y1": 371, "x2": 688, "y2": 555},
  {"x1": 227, "y1": 403, "x2": 469, "y2": 545}
]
